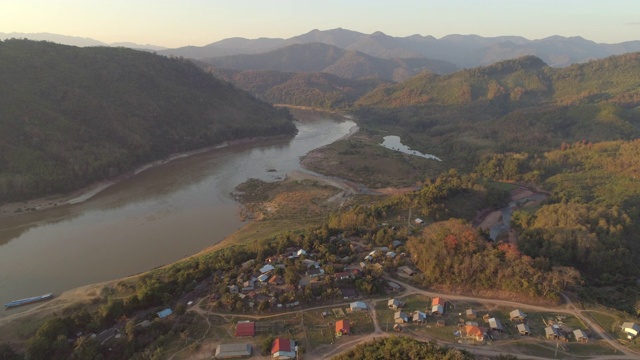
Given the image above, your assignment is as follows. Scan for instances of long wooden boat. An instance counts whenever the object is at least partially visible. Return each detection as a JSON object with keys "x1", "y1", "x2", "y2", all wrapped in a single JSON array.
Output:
[{"x1": 4, "y1": 293, "x2": 54, "y2": 309}]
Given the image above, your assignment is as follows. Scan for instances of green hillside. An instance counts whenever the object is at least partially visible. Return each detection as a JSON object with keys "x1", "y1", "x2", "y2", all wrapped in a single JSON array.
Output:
[
  {"x1": 206, "y1": 67, "x2": 390, "y2": 109},
  {"x1": 358, "y1": 53, "x2": 640, "y2": 108},
  {"x1": 0, "y1": 39, "x2": 297, "y2": 203}
]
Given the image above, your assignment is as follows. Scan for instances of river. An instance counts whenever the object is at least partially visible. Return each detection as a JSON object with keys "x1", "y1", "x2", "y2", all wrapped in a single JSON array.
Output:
[{"x1": 0, "y1": 114, "x2": 355, "y2": 314}]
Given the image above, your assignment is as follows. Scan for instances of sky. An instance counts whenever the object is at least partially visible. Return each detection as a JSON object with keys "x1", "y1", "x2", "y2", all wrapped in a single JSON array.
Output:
[{"x1": 1, "y1": 0, "x2": 639, "y2": 48}]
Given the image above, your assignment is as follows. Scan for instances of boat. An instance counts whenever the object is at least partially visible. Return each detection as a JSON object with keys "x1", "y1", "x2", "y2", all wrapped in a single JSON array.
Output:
[{"x1": 4, "y1": 293, "x2": 54, "y2": 309}]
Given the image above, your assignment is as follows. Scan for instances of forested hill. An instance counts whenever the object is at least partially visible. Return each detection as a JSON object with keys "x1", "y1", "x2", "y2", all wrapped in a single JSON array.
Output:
[
  {"x1": 357, "y1": 53, "x2": 640, "y2": 107},
  {"x1": 0, "y1": 39, "x2": 297, "y2": 203}
]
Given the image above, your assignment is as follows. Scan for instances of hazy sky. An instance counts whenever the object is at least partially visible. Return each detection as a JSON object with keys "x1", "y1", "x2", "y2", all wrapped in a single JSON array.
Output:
[{"x1": 1, "y1": 0, "x2": 639, "y2": 47}]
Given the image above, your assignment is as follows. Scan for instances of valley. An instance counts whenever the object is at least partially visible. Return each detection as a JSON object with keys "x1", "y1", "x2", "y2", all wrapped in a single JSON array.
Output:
[{"x1": 2, "y1": 33, "x2": 640, "y2": 360}]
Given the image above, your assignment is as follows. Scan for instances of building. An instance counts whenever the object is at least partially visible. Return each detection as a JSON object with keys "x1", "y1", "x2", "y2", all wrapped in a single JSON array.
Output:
[
  {"x1": 398, "y1": 266, "x2": 415, "y2": 276},
  {"x1": 414, "y1": 218, "x2": 424, "y2": 225},
  {"x1": 545, "y1": 326, "x2": 561, "y2": 340},
  {"x1": 413, "y1": 311, "x2": 427, "y2": 323},
  {"x1": 517, "y1": 323, "x2": 531, "y2": 335},
  {"x1": 621, "y1": 322, "x2": 640, "y2": 339},
  {"x1": 388, "y1": 298, "x2": 404, "y2": 310},
  {"x1": 336, "y1": 319, "x2": 350, "y2": 336},
  {"x1": 156, "y1": 308, "x2": 172, "y2": 319},
  {"x1": 234, "y1": 321, "x2": 255, "y2": 337},
  {"x1": 307, "y1": 268, "x2": 325, "y2": 277},
  {"x1": 488, "y1": 318, "x2": 504, "y2": 332},
  {"x1": 394, "y1": 311, "x2": 409, "y2": 324},
  {"x1": 215, "y1": 343, "x2": 252, "y2": 359},
  {"x1": 466, "y1": 309, "x2": 478, "y2": 320},
  {"x1": 509, "y1": 309, "x2": 527, "y2": 322},
  {"x1": 241, "y1": 280, "x2": 255, "y2": 292},
  {"x1": 463, "y1": 325, "x2": 485, "y2": 342},
  {"x1": 334, "y1": 272, "x2": 351, "y2": 280},
  {"x1": 350, "y1": 301, "x2": 367, "y2": 312},
  {"x1": 260, "y1": 264, "x2": 275, "y2": 274},
  {"x1": 574, "y1": 329, "x2": 589, "y2": 343},
  {"x1": 271, "y1": 337, "x2": 296, "y2": 359},
  {"x1": 431, "y1": 304, "x2": 444, "y2": 316},
  {"x1": 432, "y1": 297, "x2": 446, "y2": 307}
]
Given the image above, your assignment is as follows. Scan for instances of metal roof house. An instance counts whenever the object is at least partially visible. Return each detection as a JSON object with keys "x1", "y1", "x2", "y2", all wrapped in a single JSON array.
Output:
[
  {"x1": 234, "y1": 321, "x2": 255, "y2": 337},
  {"x1": 622, "y1": 322, "x2": 640, "y2": 339},
  {"x1": 488, "y1": 318, "x2": 504, "y2": 332},
  {"x1": 215, "y1": 343, "x2": 252, "y2": 359},
  {"x1": 271, "y1": 337, "x2": 296, "y2": 359},
  {"x1": 517, "y1": 323, "x2": 531, "y2": 335},
  {"x1": 350, "y1": 301, "x2": 367, "y2": 311},
  {"x1": 156, "y1": 308, "x2": 173, "y2": 319},
  {"x1": 574, "y1": 329, "x2": 588, "y2": 342},
  {"x1": 509, "y1": 309, "x2": 527, "y2": 322}
]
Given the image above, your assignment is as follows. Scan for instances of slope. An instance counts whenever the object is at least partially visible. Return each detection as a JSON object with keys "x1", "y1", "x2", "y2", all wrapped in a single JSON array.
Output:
[{"x1": 0, "y1": 39, "x2": 297, "y2": 203}]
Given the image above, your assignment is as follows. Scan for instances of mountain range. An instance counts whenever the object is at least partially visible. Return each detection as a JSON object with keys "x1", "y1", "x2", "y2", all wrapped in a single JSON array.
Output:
[
  {"x1": 0, "y1": 32, "x2": 167, "y2": 51},
  {"x1": 159, "y1": 28, "x2": 640, "y2": 68}
]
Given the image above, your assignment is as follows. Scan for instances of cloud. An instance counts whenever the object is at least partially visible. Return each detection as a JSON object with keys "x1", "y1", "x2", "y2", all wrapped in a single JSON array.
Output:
[{"x1": 625, "y1": 22, "x2": 640, "y2": 26}]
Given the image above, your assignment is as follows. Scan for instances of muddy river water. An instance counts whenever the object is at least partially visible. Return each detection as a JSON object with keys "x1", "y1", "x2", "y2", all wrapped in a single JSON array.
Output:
[{"x1": 0, "y1": 115, "x2": 355, "y2": 313}]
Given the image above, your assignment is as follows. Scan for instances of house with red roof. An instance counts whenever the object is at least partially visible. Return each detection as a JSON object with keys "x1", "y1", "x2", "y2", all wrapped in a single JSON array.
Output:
[
  {"x1": 234, "y1": 321, "x2": 255, "y2": 337},
  {"x1": 271, "y1": 337, "x2": 296, "y2": 359},
  {"x1": 336, "y1": 319, "x2": 350, "y2": 336}
]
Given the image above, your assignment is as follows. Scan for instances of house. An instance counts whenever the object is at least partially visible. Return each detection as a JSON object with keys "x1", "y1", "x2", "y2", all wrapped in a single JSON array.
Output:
[
  {"x1": 340, "y1": 288, "x2": 358, "y2": 299},
  {"x1": 228, "y1": 285, "x2": 239, "y2": 294},
  {"x1": 574, "y1": 329, "x2": 589, "y2": 342},
  {"x1": 394, "y1": 311, "x2": 409, "y2": 324},
  {"x1": 413, "y1": 311, "x2": 427, "y2": 323},
  {"x1": 257, "y1": 274, "x2": 270, "y2": 282},
  {"x1": 517, "y1": 323, "x2": 531, "y2": 335},
  {"x1": 307, "y1": 268, "x2": 325, "y2": 277},
  {"x1": 234, "y1": 321, "x2": 255, "y2": 337},
  {"x1": 466, "y1": 309, "x2": 478, "y2": 320},
  {"x1": 350, "y1": 301, "x2": 367, "y2": 312},
  {"x1": 302, "y1": 259, "x2": 320, "y2": 268},
  {"x1": 398, "y1": 266, "x2": 415, "y2": 276},
  {"x1": 463, "y1": 325, "x2": 486, "y2": 342},
  {"x1": 621, "y1": 322, "x2": 640, "y2": 339},
  {"x1": 241, "y1": 280, "x2": 255, "y2": 292},
  {"x1": 334, "y1": 272, "x2": 351, "y2": 280},
  {"x1": 509, "y1": 309, "x2": 527, "y2": 322},
  {"x1": 432, "y1": 297, "x2": 446, "y2": 307},
  {"x1": 215, "y1": 343, "x2": 252, "y2": 359},
  {"x1": 545, "y1": 326, "x2": 561, "y2": 340},
  {"x1": 388, "y1": 298, "x2": 405, "y2": 310},
  {"x1": 156, "y1": 308, "x2": 172, "y2": 319},
  {"x1": 391, "y1": 240, "x2": 403, "y2": 248},
  {"x1": 414, "y1": 218, "x2": 424, "y2": 225},
  {"x1": 260, "y1": 264, "x2": 275, "y2": 274},
  {"x1": 336, "y1": 319, "x2": 350, "y2": 336},
  {"x1": 431, "y1": 304, "x2": 444, "y2": 316},
  {"x1": 387, "y1": 281, "x2": 401, "y2": 291},
  {"x1": 268, "y1": 275, "x2": 283, "y2": 285},
  {"x1": 271, "y1": 337, "x2": 296, "y2": 359},
  {"x1": 488, "y1": 318, "x2": 504, "y2": 332},
  {"x1": 386, "y1": 251, "x2": 396, "y2": 258},
  {"x1": 296, "y1": 249, "x2": 307, "y2": 257}
]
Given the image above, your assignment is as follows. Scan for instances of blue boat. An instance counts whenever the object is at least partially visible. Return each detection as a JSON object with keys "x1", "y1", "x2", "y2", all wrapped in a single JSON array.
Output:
[{"x1": 4, "y1": 293, "x2": 54, "y2": 309}]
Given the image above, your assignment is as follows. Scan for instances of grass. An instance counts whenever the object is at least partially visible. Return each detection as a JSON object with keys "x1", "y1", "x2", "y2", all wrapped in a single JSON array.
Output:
[
  {"x1": 585, "y1": 310, "x2": 620, "y2": 335},
  {"x1": 564, "y1": 342, "x2": 618, "y2": 356}
]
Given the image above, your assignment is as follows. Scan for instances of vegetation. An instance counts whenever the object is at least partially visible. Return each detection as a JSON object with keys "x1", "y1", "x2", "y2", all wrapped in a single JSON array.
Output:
[
  {"x1": 0, "y1": 39, "x2": 296, "y2": 203},
  {"x1": 331, "y1": 336, "x2": 473, "y2": 360},
  {"x1": 202, "y1": 42, "x2": 457, "y2": 82},
  {"x1": 205, "y1": 67, "x2": 390, "y2": 109}
]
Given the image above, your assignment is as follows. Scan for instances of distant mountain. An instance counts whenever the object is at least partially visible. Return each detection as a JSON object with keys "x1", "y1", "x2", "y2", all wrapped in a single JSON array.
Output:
[
  {"x1": 203, "y1": 66, "x2": 391, "y2": 109},
  {"x1": 357, "y1": 53, "x2": 640, "y2": 108},
  {"x1": 0, "y1": 39, "x2": 295, "y2": 203},
  {"x1": 200, "y1": 43, "x2": 458, "y2": 82},
  {"x1": 0, "y1": 32, "x2": 167, "y2": 50},
  {"x1": 159, "y1": 28, "x2": 640, "y2": 69}
]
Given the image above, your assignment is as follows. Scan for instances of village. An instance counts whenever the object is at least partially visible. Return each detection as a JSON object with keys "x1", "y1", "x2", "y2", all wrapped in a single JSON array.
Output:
[{"x1": 91, "y1": 229, "x2": 640, "y2": 360}]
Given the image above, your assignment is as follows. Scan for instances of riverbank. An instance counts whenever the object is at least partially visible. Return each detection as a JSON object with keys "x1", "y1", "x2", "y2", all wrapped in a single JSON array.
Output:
[{"x1": 0, "y1": 134, "x2": 295, "y2": 220}]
